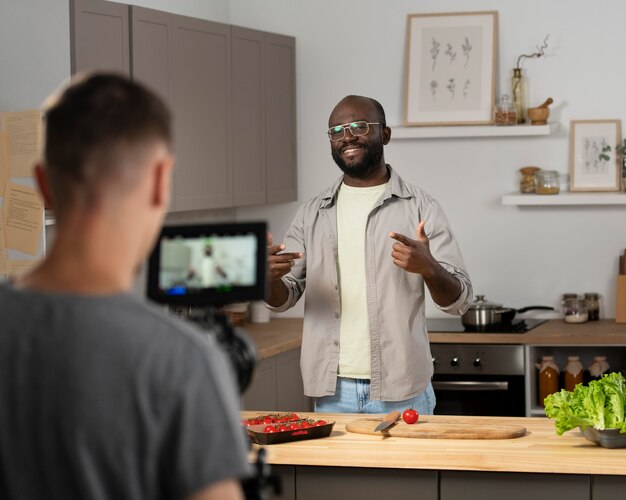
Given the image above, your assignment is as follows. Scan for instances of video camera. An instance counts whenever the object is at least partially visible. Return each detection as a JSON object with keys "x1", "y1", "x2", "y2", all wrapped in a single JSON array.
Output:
[
  {"x1": 146, "y1": 221, "x2": 281, "y2": 499},
  {"x1": 146, "y1": 221, "x2": 267, "y2": 393}
]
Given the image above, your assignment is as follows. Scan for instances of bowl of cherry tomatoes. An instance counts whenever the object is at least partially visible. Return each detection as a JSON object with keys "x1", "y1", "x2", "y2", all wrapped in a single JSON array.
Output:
[{"x1": 241, "y1": 413, "x2": 335, "y2": 445}]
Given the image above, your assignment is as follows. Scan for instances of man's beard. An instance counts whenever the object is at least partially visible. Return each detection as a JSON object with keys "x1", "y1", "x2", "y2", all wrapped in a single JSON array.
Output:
[{"x1": 331, "y1": 141, "x2": 384, "y2": 179}]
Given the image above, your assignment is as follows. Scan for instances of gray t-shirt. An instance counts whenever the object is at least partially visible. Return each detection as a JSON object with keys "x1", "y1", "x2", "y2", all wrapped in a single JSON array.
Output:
[{"x1": 0, "y1": 284, "x2": 251, "y2": 499}]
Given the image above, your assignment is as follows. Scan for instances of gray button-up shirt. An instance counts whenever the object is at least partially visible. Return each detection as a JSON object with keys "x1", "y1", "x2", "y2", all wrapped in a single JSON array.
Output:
[{"x1": 269, "y1": 166, "x2": 473, "y2": 401}]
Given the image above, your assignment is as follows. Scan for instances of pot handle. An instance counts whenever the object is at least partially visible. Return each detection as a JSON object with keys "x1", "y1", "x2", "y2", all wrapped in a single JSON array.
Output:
[{"x1": 516, "y1": 306, "x2": 554, "y2": 313}]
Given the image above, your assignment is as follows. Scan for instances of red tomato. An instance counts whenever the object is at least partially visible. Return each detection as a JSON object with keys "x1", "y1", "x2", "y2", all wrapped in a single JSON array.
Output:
[
  {"x1": 288, "y1": 422, "x2": 300, "y2": 430},
  {"x1": 300, "y1": 421, "x2": 311, "y2": 428},
  {"x1": 402, "y1": 408, "x2": 419, "y2": 424},
  {"x1": 314, "y1": 420, "x2": 327, "y2": 426},
  {"x1": 264, "y1": 425, "x2": 277, "y2": 433},
  {"x1": 278, "y1": 425, "x2": 290, "y2": 432}
]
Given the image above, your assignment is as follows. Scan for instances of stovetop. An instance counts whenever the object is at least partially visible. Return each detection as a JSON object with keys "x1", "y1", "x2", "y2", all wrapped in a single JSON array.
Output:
[{"x1": 427, "y1": 318, "x2": 547, "y2": 334}]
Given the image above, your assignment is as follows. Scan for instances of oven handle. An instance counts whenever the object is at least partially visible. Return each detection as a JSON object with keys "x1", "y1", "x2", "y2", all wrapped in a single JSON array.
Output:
[{"x1": 432, "y1": 381, "x2": 509, "y2": 391}]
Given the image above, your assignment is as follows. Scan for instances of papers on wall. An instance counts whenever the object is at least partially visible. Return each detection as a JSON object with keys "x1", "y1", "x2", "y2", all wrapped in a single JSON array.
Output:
[
  {"x1": 0, "y1": 109, "x2": 45, "y2": 281},
  {"x1": 0, "y1": 111, "x2": 43, "y2": 178}
]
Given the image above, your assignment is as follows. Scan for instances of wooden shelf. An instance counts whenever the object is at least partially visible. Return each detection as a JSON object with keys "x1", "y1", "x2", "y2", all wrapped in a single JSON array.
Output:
[
  {"x1": 390, "y1": 122, "x2": 559, "y2": 139},
  {"x1": 502, "y1": 191, "x2": 626, "y2": 206}
]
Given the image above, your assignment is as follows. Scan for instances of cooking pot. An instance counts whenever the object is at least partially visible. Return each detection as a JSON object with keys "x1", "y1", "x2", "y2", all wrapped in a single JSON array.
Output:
[{"x1": 461, "y1": 295, "x2": 554, "y2": 331}]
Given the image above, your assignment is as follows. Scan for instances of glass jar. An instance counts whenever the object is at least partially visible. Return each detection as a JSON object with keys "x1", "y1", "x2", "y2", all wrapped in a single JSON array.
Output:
[
  {"x1": 588, "y1": 356, "x2": 610, "y2": 380},
  {"x1": 564, "y1": 356, "x2": 584, "y2": 391},
  {"x1": 536, "y1": 170, "x2": 560, "y2": 195},
  {"x1": 536, "y1": 356, "x2": 559, "y2": 406},
  {"x1": 584, "y1": 292, "x2": 600, "y2": 321},
  {"x1": 511, "y1": 68, "x2": 526, "y2": 124},
  {"x1": 519, "y1": 166, "x2": 541, "y2": 193},
  {"x1": 494, "y1": 94, "x2": 517, "y2": 126},
  {"x1": 562, "y1": 296, "x2": 589, "y2": 324}
]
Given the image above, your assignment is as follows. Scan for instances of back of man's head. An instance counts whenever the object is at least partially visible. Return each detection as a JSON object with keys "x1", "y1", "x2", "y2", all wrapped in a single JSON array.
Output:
[{"x1": 43, "y1": 73, "x2": 172, "y2": 218}]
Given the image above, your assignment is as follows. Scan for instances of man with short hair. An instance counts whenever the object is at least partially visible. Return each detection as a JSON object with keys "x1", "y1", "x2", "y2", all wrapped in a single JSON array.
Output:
[
  {"x1": 267, "y1": 95, "x2": 473, "y2": 415},
  {"x1": 0, "y1": 73, "x2": 250, "y2": 500}
]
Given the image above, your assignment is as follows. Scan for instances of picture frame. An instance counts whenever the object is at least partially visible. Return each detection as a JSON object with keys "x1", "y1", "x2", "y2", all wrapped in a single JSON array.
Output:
[
  {"x1": 569, "y1": 119, "x2": 622, "y2": 192},
  {"x1": 404, "y1": 11, "x2": 498, "y2": 126}
]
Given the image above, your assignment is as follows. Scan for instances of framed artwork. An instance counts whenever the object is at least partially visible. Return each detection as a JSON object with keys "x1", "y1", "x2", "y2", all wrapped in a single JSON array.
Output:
[
  {"x1": 403, "y1": 11, "x2": 498, "y2": 126},
  {"x1": 569, "y1": 119, "x2": 622, "y2": 192}
]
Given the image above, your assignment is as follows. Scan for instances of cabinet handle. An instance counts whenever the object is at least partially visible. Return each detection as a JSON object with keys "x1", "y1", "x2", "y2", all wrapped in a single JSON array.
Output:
[{"x1": 432, "y1": 381, "x2": 508, "y2": 391}]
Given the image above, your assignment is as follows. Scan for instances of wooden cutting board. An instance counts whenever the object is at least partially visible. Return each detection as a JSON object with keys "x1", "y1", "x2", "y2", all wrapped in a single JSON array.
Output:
[{"x1": 345, "y1": 417, "x2": 526, "y2": 439}]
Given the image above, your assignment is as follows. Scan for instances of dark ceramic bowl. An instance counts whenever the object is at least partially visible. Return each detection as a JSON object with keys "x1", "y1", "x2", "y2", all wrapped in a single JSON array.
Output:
[{"x1": 581, "y1": 427, "x2": 626, "y2": 449}]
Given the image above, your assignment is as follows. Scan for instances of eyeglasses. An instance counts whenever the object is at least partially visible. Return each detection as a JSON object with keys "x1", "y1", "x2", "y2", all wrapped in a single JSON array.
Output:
[{"x1": 327, "y1": 121, "x2": 380, "y2": 141}]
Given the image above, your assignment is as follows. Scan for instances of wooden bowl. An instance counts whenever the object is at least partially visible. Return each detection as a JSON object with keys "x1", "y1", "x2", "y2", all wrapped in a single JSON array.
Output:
[{"x1": 527, "y1": 107, "x2": 549, "y2": 125}]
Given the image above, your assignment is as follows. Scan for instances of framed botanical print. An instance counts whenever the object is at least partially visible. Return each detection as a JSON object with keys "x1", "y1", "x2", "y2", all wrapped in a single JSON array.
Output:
[
  {"x1": 404, "y1": 11, "x2": 498, "y2": 126},
  {"x1": 569, "y1": 119, "x2": 622, "y2": 192}
]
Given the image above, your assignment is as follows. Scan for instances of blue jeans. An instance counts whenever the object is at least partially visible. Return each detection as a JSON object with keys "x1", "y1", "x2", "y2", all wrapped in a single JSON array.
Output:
[{"x1": 314, "y1": 377, "x2": 436, "y2": 415}]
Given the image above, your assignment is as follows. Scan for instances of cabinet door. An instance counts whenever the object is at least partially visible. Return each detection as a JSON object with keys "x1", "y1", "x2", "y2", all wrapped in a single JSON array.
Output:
[
  {"x1": 131, "y1": 7, "x2": 174, "y2": 106},
  {"x1": 171, "y1": 16, "x2": 233, "y2": 211},
  {"x1": 70, "y1": 0, "x2": 130, "y2": 75},
  {"x1": 231, "y1": 27, "x2": 266, "y2": 207},
  {"x1": 241, "y1": 357, "x2": 277, "y2": 411},
  {"x1": 276, "y1": 348, "x2": 310, "y2": 411},
  {"x1": 265, "y1": 33, "x2": 297, "y2": 203}
]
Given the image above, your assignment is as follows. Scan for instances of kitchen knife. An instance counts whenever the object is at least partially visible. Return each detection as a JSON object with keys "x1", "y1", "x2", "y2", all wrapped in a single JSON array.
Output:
[{"x1": 373, "y1": 410, "x2": 401, "y2": 432}]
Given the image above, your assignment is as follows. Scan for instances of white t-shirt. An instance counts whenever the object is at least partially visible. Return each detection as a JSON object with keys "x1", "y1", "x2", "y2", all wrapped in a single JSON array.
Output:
[{"x1": 336, "y1": 181, "x2": 387, "y2": 378}]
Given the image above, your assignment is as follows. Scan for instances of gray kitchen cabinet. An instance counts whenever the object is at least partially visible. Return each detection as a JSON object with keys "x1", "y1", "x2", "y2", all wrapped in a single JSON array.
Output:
[
  {"x1": 130, "y1": 7, "x2": 174, "y2": 109},
  {"x1": 242, "y1": 348, "x2": 311, "y2": 412},
  {"x1": 231, "y1": 27, "x2": 266, "y2": 206},
  {"x1": 242, "y1": 356, "x2": 277, "y2": 411},
  {"x1": 71, "y1": 1, "x2": 297, "y2": 212},
  {"x1": 231, "y1": 27, "x2": 297, "y2": 206},
  {"x1": 170, "y1": 16, "x2": 233, "y2": 211},
  {"x1": 440, "y1": 471, "x2": 589, "y2": 500},
  {"x1": 131, "y1": 7, "x2": 232, "y2": 211},
  {"x1": 264, "y1": 33, "x2": 297, "y2": 204},
  {"x1": 70, "y1": 0, "x2": 130, "y2": 75}
]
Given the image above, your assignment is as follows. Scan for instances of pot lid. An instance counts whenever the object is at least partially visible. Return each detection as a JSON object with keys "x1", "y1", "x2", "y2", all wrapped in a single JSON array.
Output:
[{"x1": 467, "y1": 294, "x2": 502, "y2": 311}]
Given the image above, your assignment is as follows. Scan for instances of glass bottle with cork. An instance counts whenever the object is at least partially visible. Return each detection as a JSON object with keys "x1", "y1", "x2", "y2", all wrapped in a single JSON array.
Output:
[
  {"x1": 588, "y1": 356, "x2": 610, "y2": 380},
  {"x1": 564, "y1": 356, "x2": 583, "y2": 391},
  {"x1": 511, "y1": 68, "x2": 526, "y2": 124},
  {"x1": 584, "y1": 292, "x2": 600, "y2": 321},
  {"x1": 512, "y1": 35, "x2": 549, "y2": 126},
  {"x1": 536, "y1": 356, "x2": 560, "y2": 407}
]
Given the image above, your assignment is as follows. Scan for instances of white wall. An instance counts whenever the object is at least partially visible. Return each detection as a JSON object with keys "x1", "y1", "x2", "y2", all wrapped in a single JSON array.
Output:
[
  {"x1": 2, "y1": 0, "x2": 625, "y2": 318},
  {"x1": 232, "y1": 0, "x2": 626, "y2": 319}
]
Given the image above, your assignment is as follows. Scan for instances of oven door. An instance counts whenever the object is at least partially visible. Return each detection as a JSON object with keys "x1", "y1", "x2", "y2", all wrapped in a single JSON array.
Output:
[{"x1": 432, "y1": 373, "x2": 525, "y2": 417}]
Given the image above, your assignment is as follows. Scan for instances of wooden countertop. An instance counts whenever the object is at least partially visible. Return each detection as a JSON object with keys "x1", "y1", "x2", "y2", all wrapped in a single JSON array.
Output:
[
  {"x1": 242, "y1": 318, "x2": 626, "y2": 360},
  {"x1": 242, "y1": 411, "x2": 626, "y2": 475},
  {"x1": 243, "y1": 318, "x2": 304, "y2": 360},
  {"x1": 429, "y1": 319, "x2": 626, "y2": 345}
]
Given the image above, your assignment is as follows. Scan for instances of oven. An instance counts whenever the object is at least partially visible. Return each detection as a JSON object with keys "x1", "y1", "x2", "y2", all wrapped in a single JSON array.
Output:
[
  {"x1": 427, "y1": 318, "x2": 546, "y2": 417},
  {"x1": 430, "y1": 343, "x2": 525, "y2": 416}
]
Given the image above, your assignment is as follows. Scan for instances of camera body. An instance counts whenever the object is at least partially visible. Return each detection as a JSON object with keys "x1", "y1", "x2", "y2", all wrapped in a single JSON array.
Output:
[{"x1": 146, "y1": 221, "x2": 267, "y2": 393}]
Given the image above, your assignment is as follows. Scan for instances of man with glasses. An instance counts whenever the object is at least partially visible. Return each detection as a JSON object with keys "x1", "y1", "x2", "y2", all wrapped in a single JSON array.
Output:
[{"x1": 266, "y1": 95, "x2": 473, "y2": 415}]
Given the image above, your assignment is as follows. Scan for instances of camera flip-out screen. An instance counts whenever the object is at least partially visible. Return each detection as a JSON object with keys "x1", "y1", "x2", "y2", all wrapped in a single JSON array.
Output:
[{"x1": 146, "y1": 222, "x2": 267, "y2": 307}]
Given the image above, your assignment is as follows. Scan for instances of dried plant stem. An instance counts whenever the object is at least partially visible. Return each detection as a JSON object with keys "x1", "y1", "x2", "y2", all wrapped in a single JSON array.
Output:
[{"x1": 516, "y1": 35, "x2": 549, "y2": 69}]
